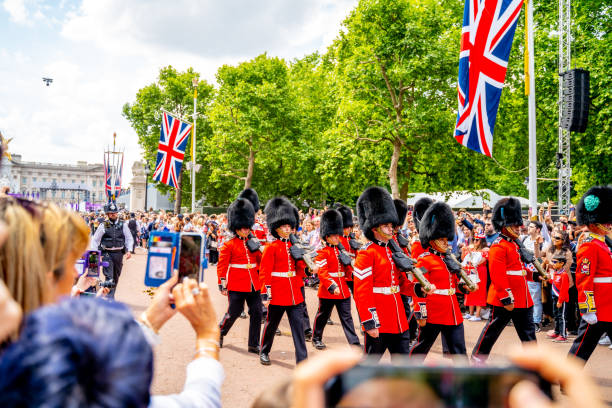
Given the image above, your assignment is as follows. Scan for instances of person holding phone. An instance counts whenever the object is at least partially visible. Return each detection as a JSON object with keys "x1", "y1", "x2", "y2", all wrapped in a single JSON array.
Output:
[
  {"x1": 472, "y1": 198, "x2": 539, "y2": 362},
  {"x1": 259, "y1": 197, "x2": 309, "y2": 366},
  {"x1": 353, "y1": 187, "x2": 431, "y2": 358},
  {"x1": 217, "y1": 198, "x2": 263, "y2": 354},
  {"x1": 568, "y1": 185, "x2": 612, "y2": 363},
  {"x1": 311, "y1": 209, "x2": 361, "y2": 350},
  {"x1": 409, "y1": 202, "x2": 475, "y2": 357}
]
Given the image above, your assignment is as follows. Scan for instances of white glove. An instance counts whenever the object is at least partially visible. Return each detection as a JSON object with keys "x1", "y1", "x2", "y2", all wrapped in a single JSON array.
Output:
[{"x1": 582, "y1": 312, "x2": 598, "y2": 325}]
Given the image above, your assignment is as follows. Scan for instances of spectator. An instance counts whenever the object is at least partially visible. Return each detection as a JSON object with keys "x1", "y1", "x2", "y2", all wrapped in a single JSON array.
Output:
[
  {"x1": 462, "y1": 232, "x2": 489, "y2": 321},
  {"x1": 207, "y1": 223, "x2": 219, "y2": 265},
  {"x1": 0, "y1": 277, "x2": 223, "y2": 408},
  {"x1": 521, "y1": 220, "x2": 545, "y2": 331},
  {"x1": 547, "y1": 253, "x2": 570, "y2": 342},
  {"x1": 483, "y1": 218, "x2": 499, "y2": 246}
]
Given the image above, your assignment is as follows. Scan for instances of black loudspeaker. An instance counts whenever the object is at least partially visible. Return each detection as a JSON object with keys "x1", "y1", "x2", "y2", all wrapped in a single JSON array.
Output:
[{"x1": 560, "y1": 69, "x2": 590, "y2": 133}]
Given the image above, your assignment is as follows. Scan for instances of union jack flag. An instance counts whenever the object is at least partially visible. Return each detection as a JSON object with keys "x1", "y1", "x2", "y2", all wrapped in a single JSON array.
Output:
[
  {"x1": 153, "y1": 112, "x2": 192, "y2": 188},
  {"x1": 104, "y1": 154, "x2": 112, "y2": 199},
  {"x1": 454, "y1": 0, "x2": 523, "y2": 157}
]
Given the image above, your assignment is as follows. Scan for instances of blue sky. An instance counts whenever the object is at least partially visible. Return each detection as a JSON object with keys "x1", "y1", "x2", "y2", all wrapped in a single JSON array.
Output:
[{"x1": 0, "y1": 0, "x2": 356, "y2": 182}]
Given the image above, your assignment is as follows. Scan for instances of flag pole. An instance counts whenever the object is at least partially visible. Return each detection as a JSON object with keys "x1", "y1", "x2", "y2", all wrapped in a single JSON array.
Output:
[
  {"x1": 526, "y1": 0, "x2": 538, "y2": 214},
  {"x1": 191, "y1": 78, "x2": 198, "y2": 213}
]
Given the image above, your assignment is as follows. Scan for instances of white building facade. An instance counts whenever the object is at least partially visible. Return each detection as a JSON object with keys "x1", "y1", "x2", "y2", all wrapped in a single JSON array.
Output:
[{"x1": 0, "y1": 154, "x2": 107, "y2": 205}]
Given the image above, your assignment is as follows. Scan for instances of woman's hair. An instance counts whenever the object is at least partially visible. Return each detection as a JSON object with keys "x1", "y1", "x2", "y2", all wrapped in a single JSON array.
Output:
[
  {"x1": 473, "y1": 238, "x2": 487, "y2": 250},
  {"x1": 0, "y1": 199, "x2": 48, "y2": 315},
  {"x1": 0, "y1": 297, "x2": 153, "y2": 407},
  {"x1": 554, "y1": 229, "x2": 572, "y2": 252},
  {"x1": 40, "y1": 204, "x2": 90, "y2": 281}
]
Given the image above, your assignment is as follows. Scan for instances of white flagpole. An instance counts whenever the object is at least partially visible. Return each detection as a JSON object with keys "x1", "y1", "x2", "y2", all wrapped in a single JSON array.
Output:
[
  {"x1": 191, "y1": 79, "x2": 198, "y2": 213},
  {"x1": 526, "y1": 0, "x2": 538, "y2": 214}
]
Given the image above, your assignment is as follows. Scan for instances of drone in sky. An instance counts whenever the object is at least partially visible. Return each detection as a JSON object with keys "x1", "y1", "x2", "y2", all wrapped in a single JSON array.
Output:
[{"x1": 42, "y1": 77, "x2": 53, "y2": 86}]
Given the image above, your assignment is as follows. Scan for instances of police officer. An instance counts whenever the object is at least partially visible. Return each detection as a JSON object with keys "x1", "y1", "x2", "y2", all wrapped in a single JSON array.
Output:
[{"x1": 91, "y1": 202, "x2": 134, "y2": 298}]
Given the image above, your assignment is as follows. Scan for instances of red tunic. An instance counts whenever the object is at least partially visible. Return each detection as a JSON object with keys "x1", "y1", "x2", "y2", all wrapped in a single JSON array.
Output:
[
  {"x1": 353, "y1": 241, "x2": 417, "y2": 333},
  {"x1": 575, "y1": 232, "x2": 612, "y2": 321},
  {"x1": 339, "y1": 235, "x2": 356, "y2": 282},
  {"x1": 464, "y1": 248, "x2": 489, "y2": 307},
  {"x1": 411, "y1": 240, "x2": 426, "y2": 259},
  {"x1": 217, "y1": 236, "x2": 262, "y2": 292},
  {"x1": 413, "y1": 251, "x2": 464, "y2": 325},
  {"x1": 486, "y1": 236, "x2": 534, "y2": 308},
  {"x1": 260, "y1": 238, "x2": 307, "y2": 306},
  {"x1": 315, "y1": 245, "x2": 351, "y2": 299}
]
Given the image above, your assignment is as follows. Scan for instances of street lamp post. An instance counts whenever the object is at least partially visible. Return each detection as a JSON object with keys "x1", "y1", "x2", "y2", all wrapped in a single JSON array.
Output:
[
  {"x1": 144, "y1": 164, "x2": 150, "y2": 211},
  {"x1": 191, "y1": 77, "x2": 198, "y2": 213}
]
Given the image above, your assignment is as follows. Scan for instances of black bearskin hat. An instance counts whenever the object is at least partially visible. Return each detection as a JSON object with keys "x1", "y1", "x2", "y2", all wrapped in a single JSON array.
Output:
[
  {"x1": 320, "y1": 209, "x2": 344, "y2": 239},
  {"x1": 577, "y1": 185, "x2": 612, "y2": 226},
  {"x1": 492, "y1": 197, "x2": 523, "y2": 231},
  {"x1": 334, "y1": 204, "x2": 354, "y2": 228},
  {"x1": 238, "y1": 188, "x2": 260, "y2": 213},
  {"x1": 227, "y1": 198, "x2": 255, "y2": 232},
  {"x1": 393, "y1": 199, "x2": 408, "y2": 227},
  {"x1": 413, "y1": 197, "x2": 433, "y2": 230},
  {"x1": 291, "y1": 205, "x2": 300, "y2": 230},
  {"x1": 264, "y1": 197, "x2": 297, "y2": 238},
  {"x1": 419, "y1": 202, "x2": 455, "y2": 248},
  {"x1": 356, "y1": 187, "x2": 398, "y2": 242}
]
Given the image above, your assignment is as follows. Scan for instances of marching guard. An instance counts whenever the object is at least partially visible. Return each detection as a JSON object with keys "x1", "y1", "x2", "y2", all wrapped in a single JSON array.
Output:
[
  {"x1": 336, "y1": 204, "x2": 358, "y2": 294},
  {"x1": 409, "y1": 202, "x2": 475, "y2": 356},
  {"x1": 472, "y1": 197, "x2": 538, "y2": 362},
  {"x1": 259, "y1": 197, "x2": 308, "y2": 365},
  {"x1": 217, "y1": 197, "x2": 263, "y2": 354},
  {"x1": 569, "y1": 185, "x2": 612, "y2": 362},
  {"x1": 312, "y1": 209, "x2": 361, "y2": 349},
  {"x1": 353, "y1": 187, "x2": 431, "y2": 358}
]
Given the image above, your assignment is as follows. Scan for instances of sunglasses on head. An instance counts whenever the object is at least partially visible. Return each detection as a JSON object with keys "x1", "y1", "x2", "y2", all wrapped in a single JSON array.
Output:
[{"x1": 0, "y1": 196, "x2": 45, "y2": 219}]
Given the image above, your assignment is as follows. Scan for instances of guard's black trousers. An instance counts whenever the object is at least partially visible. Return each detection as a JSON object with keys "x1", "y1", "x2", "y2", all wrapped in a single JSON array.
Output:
[
  {"x1": 219, "y1": 289, "x2": 262, "y2": 348},
  {"x1": 472, "y1": 306, "x2": 536, "y2": 361},
  {"x1": 410, "y1": 323, "x2": 466, "y2": 356},
  {"x1": 364, "y1": 330, "x2": 411, "y2": 360},
  {"x1": 300, "y1": 286, "x2": 312, "y2": 333},
  {"x1": 102, "y1": 251, "x2": 124, "y2": 299},
  {"x1": 261, "y1": 303, "x2": 308, "y2": 363},
  {"x1": 569, "y1": 319, "x2": 612, "y2": 363},
  {"x1": 313, "y1": 298, "x2": 360, "y2": 346}
]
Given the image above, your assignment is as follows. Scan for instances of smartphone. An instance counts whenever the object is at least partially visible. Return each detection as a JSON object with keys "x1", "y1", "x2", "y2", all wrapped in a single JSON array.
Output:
[
  {"x1": 325, "y1": 362, "x2": 553, "y2": 408},
  {"x1": 87, "y1": 251, "x2": 100, "y2": 277},
  {"x1": 178, "y1": 232, "x2": 204, "y2": 282}
]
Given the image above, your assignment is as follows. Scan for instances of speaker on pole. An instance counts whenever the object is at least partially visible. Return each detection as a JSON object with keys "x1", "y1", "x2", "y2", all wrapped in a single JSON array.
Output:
[{"x1": 560, "y1": 69, "x2": 590, "y2": 133}]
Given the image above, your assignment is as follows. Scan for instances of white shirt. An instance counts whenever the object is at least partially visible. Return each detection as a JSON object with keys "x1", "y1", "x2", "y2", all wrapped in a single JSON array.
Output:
[
  {"x1": 90, "y1": 220, "x2": 134, "y2": 252},
  {"x1": 150, "y1": 357, "x2": 224, "y2": 408}
]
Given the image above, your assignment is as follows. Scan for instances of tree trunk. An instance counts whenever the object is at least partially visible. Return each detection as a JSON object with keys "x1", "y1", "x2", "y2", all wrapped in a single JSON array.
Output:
[
  {"x1": 244, "y1": 146, "x2": 255, "y2": 189},
  {"x1": 399, "y1": 181, "x2": 410, "y2": 202},
  {"x1": 175, "y1": 170, "x2": 183, "y2": 214},
  {"x1": 388, "y1": 138, "x2": 402, "y2": 199}
]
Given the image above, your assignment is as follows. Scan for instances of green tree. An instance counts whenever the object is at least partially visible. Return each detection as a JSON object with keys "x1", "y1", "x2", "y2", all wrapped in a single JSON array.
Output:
[{"x1": 123, "y1": 66, "x2": 214, "y2": 213}]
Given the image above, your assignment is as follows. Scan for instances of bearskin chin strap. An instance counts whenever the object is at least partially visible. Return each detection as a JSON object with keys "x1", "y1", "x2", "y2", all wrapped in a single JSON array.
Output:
[{"x1": 502, "y1": 226, "x2": 520, "y2": 239}]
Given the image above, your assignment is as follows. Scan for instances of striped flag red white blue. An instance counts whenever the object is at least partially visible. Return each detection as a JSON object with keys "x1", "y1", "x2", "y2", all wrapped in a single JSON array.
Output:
[
  {"x1": 153, "y1": 112, "x2": 192, "y2": 188},
  {"x1": 454, "y1": 0, "x2": 524, "y2": 157}
]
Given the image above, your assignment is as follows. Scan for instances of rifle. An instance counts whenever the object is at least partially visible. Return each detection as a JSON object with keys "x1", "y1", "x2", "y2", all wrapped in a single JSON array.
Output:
[
  {"x1": 289, "y1": 234, "x2": 318, "y2": 271},
  {"x1": 443, "y1": 251, "x2": 478, "y2": 292},
  {"x1": 337, "y1": 242, "x2": 354, "y2": 267},
  {"x1": 513, "y1": 238, "x2": 548, "y2": 280},
  {"x1": 387, "y1": 238, "x2": 433, "y2": 292}
]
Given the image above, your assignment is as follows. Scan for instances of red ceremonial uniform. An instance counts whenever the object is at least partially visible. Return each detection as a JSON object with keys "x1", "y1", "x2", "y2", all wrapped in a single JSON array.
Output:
[
  {"x1": 260, "y1": 238, "x2": 307, "y2": 306},
  {"x1": 575, "y1": 233, "x2": 612, "y2": 322},
  {"x1": 217, "y1": 236, "x2": 262, "y2": 292},
  {"x1": 315, "y1": 245, "x2": 351, "y2": 299},
  {"x1": 411, "y1": 240, "x2": 426, "y2": 259},
  {"x1": 353, "y1": 241, "x2": 417, "y2": 333},
  {"x1": 339, "y1": 235, "x2": 355, "y2": 282},
  {"x1": 413, "y1": 251, "x2": 464, "y2": 325},
  {"x1": 487, "y1": 236, "x2": 534, "y2": 308}
]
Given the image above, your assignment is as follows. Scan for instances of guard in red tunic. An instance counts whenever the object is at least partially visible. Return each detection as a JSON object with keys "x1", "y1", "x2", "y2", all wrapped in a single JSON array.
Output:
[
  {"x1": 353, "y1": 187, "x2": 431, "y2": 358},
  {"x1": 335, "y1": 204, "x2": 359, "y2": 294},
  {"x1": 409, "y1": 202, "x2": 475, "y2": 356},
  {"x1": 217, "y1": 198, "x2": 263, "y2": 353},
  {"x1": 259, "y1": 197, "x2": 308, "y2": 365},
  {"x1": 569, "y1": 185, "x2": 612, "y2": 362},
  {"x1": 411, "y1": 197, "x2": 434, "y2": 259},
  {"x1": 312, "y1": 209, "x2": 361, "y2": 350},
  {"x1": 393, "y1": 199, "x2": 413, "y2": 323},
  {"x1": 472, "y1": 197, "x2": 539, "y2": 362}
]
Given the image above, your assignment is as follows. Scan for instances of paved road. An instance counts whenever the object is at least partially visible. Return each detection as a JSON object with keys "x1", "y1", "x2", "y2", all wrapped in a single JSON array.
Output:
[{"x1": 117, "y1": 250, "x2": 612, "y2": 406}]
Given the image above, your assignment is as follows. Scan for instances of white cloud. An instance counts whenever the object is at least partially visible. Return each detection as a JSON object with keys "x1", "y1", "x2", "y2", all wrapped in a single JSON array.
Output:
[{"x1": 3, "y1": 0, "x2": 28, "y2": 23}]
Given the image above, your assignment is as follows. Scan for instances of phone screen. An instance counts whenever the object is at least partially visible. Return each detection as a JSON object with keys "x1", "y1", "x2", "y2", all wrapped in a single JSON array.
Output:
[
  {"x1": 325, "y1": 364, "x2": 552, "y2": 408},
  {"x1": 178, "y1": 234, "x2": 202, "y2": 281},
  {"x1": 87, "y1": 252, "x2": 100, "y2": 277}
]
